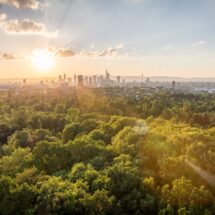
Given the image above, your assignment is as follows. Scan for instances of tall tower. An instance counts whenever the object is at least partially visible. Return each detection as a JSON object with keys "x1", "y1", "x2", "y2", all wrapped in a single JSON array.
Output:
[
  {"x1": 172, "y1": 81, "x2": 176, "y2": 89},
  {"x1": 74, "y1": 74, "x2": 77, "y2": 84},
  {"x1": 77, "y1": 75, "x2": 84, "y2": 88},
  {"x1": 89, "y1": 77, "x2": 93, "y2": 86},
  {"x1": 117, "y1": 76, "x2": 121, "y2": 84},
  {"x1": 63, "y1": 73, "x2": 67, "y2": 82},
  {"x1": 93, "y1": 75, "x2": 97, "y2": 86},
  {"x1": 141, "y1": 74, "x2": 144, "y2": 85},
  {"x1": 106, "y1": 70, "x2": 110, "y2": 81}
]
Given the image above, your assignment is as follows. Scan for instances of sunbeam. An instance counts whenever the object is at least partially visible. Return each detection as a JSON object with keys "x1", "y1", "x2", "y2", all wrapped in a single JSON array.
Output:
[{"x1": 186, "y1": 159, "x2": 215, "y2": 187}]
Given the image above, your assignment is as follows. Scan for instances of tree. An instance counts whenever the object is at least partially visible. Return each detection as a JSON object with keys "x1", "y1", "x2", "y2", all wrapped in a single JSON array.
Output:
[
  {"x1": 62, "y1": 123, "x2": 81, "y2": 143},
  {"x1": 161, "y1": 177, "x2": 214, "y2": 213},
  {"x1": 66, "y1": 108, "x2": 81, "y2": 123}
]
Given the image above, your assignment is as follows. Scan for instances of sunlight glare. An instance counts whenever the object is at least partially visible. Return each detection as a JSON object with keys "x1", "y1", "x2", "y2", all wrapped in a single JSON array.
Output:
[{"x1": 31, "y1": 49, "x2": 54, "y2": 71}]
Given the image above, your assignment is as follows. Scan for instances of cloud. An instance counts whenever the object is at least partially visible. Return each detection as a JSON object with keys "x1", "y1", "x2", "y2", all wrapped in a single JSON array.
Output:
[
  {"x1": 81, "y1": 43, "x2": 125, "y2": 57},
  {"x1": 0, "y1": 14, "x2": 57, "y2": 37},
  {"x1": 56, "y1": 49, "x2": 75, "y2": 57},
  {"x1": 54, "y1": 43, "x2": 125, "y2": 58},
  {"x1": 0, "y1": 52, "x2": 17, "y2": 60},
  {"x1": 0, "y1": 0, "x2": 40, "y2": 9},
  {"x1": 0, "y1": 43, "x2": 125, "y2": 61},
  {"x1": 163, "y1": 44, "x2": 173, "y2": 50},
  {"x1": 192, "y1": 40, "x2": 206, "y2": 47},
  {"x1": 131, "y1": 0, "x2": 143, "y2": 2},
  {"x1": 0, "y1": 13, "x2": 7, "y2": 21}
]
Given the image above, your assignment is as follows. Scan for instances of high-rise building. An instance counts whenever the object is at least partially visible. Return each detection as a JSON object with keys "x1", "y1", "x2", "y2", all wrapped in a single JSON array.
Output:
[
  {"x1": 77, "y1": 75, "x2": 84, "y2": 87},
  {"x1": 84, "y1": 76, "x2": 89, "y2": 85},
  {"x1": 74, "y1": 74, "x2": 77, "y2": 83},
  {"x1": 117, "y1": 76, "x2": 121, "y2": 84},
  {"x1": 141, "y1": 74, "x2": 144, "y2": 85},
  {"x1": 100, "y1": 76, "x2": 104, "y2": 86},
  {"x1": 89, "y1": 77, "x2": 93, "y2": 85},
  {"x1": 63, "y1": 73, "x2": 67, "y2": 82},
  {"x1": 172, "y1": 81, "x2": 176, "y2": 88},
  {"x1": 97, "y1": 76, "x2": 100, "y2": 84},
  {"x1": 23, "y1": 79, "x2": 26, "y2": 85},
  {"x1": 106, "y1": 70, "x2": 110, "y2": 81},
  {"x1": 93, "y1": 75, "x2": 97, "y2": 86}
]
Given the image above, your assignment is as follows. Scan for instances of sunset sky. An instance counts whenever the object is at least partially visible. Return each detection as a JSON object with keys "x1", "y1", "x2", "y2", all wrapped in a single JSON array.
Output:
[{"x1": 0, "y1": 0, "x2": 215, "y2": 78}]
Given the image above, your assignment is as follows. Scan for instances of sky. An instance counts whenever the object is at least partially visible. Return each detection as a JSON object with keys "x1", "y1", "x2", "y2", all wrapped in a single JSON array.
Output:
[{"x1": 0, "y1": 0, "x2": 215, "y2": 78}]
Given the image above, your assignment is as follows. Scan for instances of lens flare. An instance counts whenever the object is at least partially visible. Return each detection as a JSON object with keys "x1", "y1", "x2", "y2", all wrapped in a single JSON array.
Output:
[
  {"x1": 133, "y1": 120, "x2": 148, "y2": 135},
  {"x1": 186, "y1": 159, "x2": 215, "y2": 187}
]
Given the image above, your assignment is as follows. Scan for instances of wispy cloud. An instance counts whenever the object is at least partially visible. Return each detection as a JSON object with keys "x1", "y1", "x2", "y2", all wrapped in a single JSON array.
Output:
[
  {"x1": 130, "y1": 0, "x2": 143, "y2": 2},
  {"x1": 163, "y1": 44, "x2": 173, "y2": 50},
  {"x1": 0, "y1": 13, "x2": 57, "y2": 37},
  {"x1": 0, "y1": 0, "x2": 40, "y2": 10},
  {"x1": 192, "y1": 40, "x2": 206, "y2": 47}
]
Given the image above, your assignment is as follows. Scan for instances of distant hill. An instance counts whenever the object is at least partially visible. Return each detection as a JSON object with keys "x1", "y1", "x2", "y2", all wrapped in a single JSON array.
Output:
[{"x1": 119, "y1": 76, "x2": 215, "y2": 83}]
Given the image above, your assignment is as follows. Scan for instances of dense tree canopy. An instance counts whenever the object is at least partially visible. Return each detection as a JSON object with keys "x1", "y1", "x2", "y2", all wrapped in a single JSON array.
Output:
[{"x1": 0, "y1": 88, "x2": 214, "y2": 214}]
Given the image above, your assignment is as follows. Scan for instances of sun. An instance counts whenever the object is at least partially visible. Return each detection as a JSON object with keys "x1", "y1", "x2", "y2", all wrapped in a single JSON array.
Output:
[{"x1": 31, "y1": 49, "x2": 54, "y2": 71}]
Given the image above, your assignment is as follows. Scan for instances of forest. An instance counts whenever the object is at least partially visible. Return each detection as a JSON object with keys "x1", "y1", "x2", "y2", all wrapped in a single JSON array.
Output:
[{"x1": 0, "y1": 88, "x2": 215, "y2": 215}]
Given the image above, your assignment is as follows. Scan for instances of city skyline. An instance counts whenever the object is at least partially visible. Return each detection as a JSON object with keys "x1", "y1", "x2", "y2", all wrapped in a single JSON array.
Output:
[{"x1": 1, "y1": 0, "x2": 215, "y2": 78}]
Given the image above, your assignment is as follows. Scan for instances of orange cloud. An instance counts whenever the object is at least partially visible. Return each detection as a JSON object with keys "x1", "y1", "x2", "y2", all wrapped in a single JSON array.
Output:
[{"x1": 0, "y1": 0, "x2": 40, "y2": 9}]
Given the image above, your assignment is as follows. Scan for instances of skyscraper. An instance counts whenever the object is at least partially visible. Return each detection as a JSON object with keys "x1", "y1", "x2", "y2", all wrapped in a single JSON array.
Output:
[
  {"x1": 77, "y1": 75, "x2": 84, "y2": 87},
  {"x1": 117, "y1": 76, "x2": 121, "y2": 84},
  {"x1": 106, "y1": 70, "x2": 110, "y2": 81},
  {"x1": 93, "y1": 75, "x2": 97, "y2": 86},
  {"x1": 89, "y1": 77, "x2": 93, "y2": 86},
  {"x1": 74, "y1": 74, "x2": 77, "y2": 86},
  {"x1": 172, "y1": 81, "x2": 176, "y2": 89},
  {"x1": 63, "y1": 73, "x2": 67, "y2": 82}
]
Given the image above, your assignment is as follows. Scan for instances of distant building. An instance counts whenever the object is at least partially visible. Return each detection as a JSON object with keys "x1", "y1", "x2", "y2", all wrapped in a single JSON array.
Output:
[
  {"x1": 63, "y1": 73, "x2": 67, "y2": 82},
  {"x1": 74, "y1": 74, "x2": 77, "y2": 83},
  {"x1": 93, "y1": 75, "x2": 97, "y2": 86},
  {"x1": 141, "y1": 74, "x2": 144, "y2": 85},
  {"x1": 97, "y1": 76, "x2": 100, "y2": 84},
  {"x1": 84, "y1": 76, "x2": 88, "y2": 85},
  {"x1": 172, "y1": 81, "x2": 176, "y2": 88},
  {"x1": 77, "y1": 75, "x2": 84, "y2": 87},
  {"x1": 106, "y1": 70, "x2": 110, "y2": 81},
  {"x1": 117, "y1": 76, "x2": 121, "y2": 85},
  {"x1": 23, "y1": 79, "x2": 26, "y2": 85},
  {"x1": 89, "y1": 77, "x2": 93, "y2": 85},
  {"x1": 100, "y1": 76, "x2": 104, "y2": 86}
]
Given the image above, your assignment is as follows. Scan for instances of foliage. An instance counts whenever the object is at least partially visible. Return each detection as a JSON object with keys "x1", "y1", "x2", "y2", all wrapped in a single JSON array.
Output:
[{"x1": 0, "y1": 89, "x2": 215, "y2": 214}]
